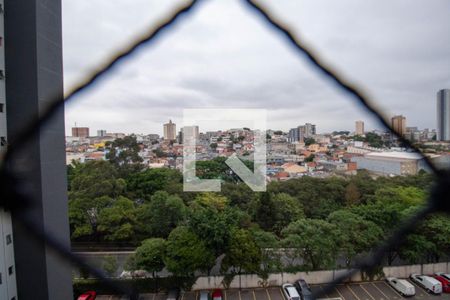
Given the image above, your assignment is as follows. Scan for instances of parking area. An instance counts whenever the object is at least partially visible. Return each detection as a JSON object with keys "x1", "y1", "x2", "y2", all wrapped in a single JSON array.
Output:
[
  {"x1": 311, "y1": 280, "x2": 450, "y2": 300},
  {"x1": 96, "y1": 287, "x2": 285, "y2": 300},
  {"x1": 96, "y1": 280, "x2": 450, "y2": 300}
]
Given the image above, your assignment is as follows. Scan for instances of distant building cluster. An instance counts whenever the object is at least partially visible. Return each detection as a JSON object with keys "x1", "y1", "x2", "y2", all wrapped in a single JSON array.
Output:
[
  {"x1": 65, "y1": 89, "x2": 450, "y2": 178},
  {"x1": 288, "y1": 123, "x2": 316, "y2": 142}
]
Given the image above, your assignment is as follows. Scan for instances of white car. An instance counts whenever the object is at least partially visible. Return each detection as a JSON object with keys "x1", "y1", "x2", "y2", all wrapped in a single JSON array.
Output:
[
  {"x1": 386, "y1": 277, "x2": 415, "y2": 296},
  {"x1": 410, "y1": 274, "x2": 442, "y2": 294},
  {"x1": 435, "y1": 272, "x2": 450, "y2": 281},
  {"x1": 283, "y1": 283, "x2": 301, "y2": 300}
]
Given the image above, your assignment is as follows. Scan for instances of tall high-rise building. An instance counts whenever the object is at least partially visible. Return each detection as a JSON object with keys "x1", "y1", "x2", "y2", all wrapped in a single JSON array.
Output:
[
  {"x1": 288, "y1": 123, "x2": 316, "y2": 143},
  {"x1": 304, "y1": 123, "x2": 316, "y2": 137},
  {"x1": 437, "y1": 89, "x2": 450, "y2": 141},
  {"x1": 163, "y1": 119, "x2": 176, "y2": 141},
  {"x1": 355, "y1": 120, "x2": 364, "y2": 135},
  {"x1": 4, "y1": 0, "x2": 73, "y2": 298},
  {"x1": 0, "y1": 3, "x2": 18, "y2": 299},
  {"x1": 391, "y1": 115, "x2": 406, "y2": 136},
  {"x1": 72, "y1": 126, "x2": 89, "y2": 138},
  {"x1": 288, "y1": 128, "x2": 298, "y2": 142},
  {"x1": 97, "y1": 129, "x2": 107, "y2": 137},
  {"x1": 179, "y1": 125, "x2": 199, "y2": 144}
]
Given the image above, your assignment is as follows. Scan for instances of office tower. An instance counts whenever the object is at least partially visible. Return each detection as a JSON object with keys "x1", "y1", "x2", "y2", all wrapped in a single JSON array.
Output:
[
  {"x1": 72, "y1": 127, "x2": 90, "y2": 138},
  {"x1": 355, "y1": 120, "x2": 364, "y2": 135},
  {"x1": 391, "y1": 115, "x2": 406, "y2": 136},
  {"x1": 437, "y1": 89, "x2": 450, "y2": 141},
  {"x1": 5, "y1": 0, "x2": 73, "y2": 298},
  {"x1": 163, "y1": 119, "x2": 176, "y2": 141}
]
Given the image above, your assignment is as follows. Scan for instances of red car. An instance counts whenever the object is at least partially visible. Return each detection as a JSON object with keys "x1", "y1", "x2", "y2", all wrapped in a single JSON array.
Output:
[
  {"x1": 212, "y1": 289, "x2": 223, "y2": 300},
  {"x1": 433, "y1": 275, "x2": 450, "y2": 293},
  {"x1": 77, "y1": 291, "x2": 97, "y2": 300}
]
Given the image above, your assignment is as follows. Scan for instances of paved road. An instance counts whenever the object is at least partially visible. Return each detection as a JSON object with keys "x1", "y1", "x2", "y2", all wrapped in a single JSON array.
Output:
[{"x1": 95, "y1": 280, "x2": 450, "y2": 300}]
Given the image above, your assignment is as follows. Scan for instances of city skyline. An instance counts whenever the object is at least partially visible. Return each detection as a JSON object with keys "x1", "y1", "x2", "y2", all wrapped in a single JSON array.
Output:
[
  {"x1": 68, "y1": 116, "x2": 437, "y2": 138},
  {"x1": 62, "y1": 1, "x2": 449, "y2": 136}
]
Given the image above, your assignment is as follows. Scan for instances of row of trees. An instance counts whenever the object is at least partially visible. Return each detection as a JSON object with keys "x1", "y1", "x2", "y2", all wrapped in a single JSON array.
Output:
[{"x1": 68, "y1": 140, "x2": 449, "y2": 275}]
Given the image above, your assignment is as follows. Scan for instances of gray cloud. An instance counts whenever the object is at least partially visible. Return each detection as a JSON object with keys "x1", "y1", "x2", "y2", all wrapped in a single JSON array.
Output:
[{"x1": 63, "y1": 0, "x2": 450, "y2": 135}]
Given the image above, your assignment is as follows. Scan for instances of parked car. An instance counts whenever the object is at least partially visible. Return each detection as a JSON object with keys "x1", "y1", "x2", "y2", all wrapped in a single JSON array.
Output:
[
  {"x1": 77, "y1": 291, "x2": 96, "y2": 300},
  {"x1": 212, "y1": 289, "x2": 223, "y2": 300},
  {"x1": 410, "y1": 274, "x2": 442, "y2": 294},
  {"x1": 432, "y1": 275, "x2": 450, "y2": 293},
  {"x1": 119, "y1": 269, "x2": 151, "y2": 278},
  {"x1": 295, "y1": 279, "x2": 313, "y2": 300},
  {"x1": 385, "y1": 277, "x2": 415, "y2": 296},
  {"x1": 435, "y1": 272, "x2": 450, "y2": 282},
  {"x1": 167, "y1": 288, "x2": 180, "y2": 300},
  {"x1": 283, "y1": 283, "x2": 301, "y2": 300}
]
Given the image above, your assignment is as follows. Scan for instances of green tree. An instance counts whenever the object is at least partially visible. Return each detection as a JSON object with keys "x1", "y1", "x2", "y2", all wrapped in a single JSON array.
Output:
[
  {"x1": 304, "y1": 154, "x2": 315, "y2": 163},
  {"x1": 188, "y1": 193, "x2": 249, "y2": 257},
  {"x1": 271, "y1": 193, "x2": 304, "y2": 234},
  {"x1": 221, "y1": 229, "x2": 262, "y2": 277},
  {"x1": 251, "y1": 229, "x2": 281, "y2": 275},
  {"x1": 345, "y1": 182, "x2": 361, "y2": 206},
  {"x1": 282, "y1": 219, "x2": 338, "y2": 270},
  {"x1": 304, "y1": 137, "x2": 316, "y2": 146},
  {"x1": 97, "y1": 196, "x2": 137, "y2": 242},
  {"x1": 69, "y1": 195, "x2": 112, "y2": 240},
  {"x1": 399, "y1": 233, "x2": 436, "y2": 264},
  {"x1": 103, "y1": 255, "x2": 118, "y2": 277},
  {"x1": 195, "y1": 157, "x2": 253, "y2": 183},
  {"x1": 105, "y1": 135, "x2": 144, "y2": 177},
  {"x1": 374, "y1": 186, "x2": 426, "y2": 208},
  {"x1": 220, "y1": 182, "x2": 258, "y2": 210},
  {"x1": 164, "y1": 226, "x2": 215, "y2": 276},
  {"x1": 136, "y1": 191, "x2": 186, "y2": 238},
  {"x1": 69, "y1": 160, "x2": 126, "y2": 199},
  {"x1": 253, "y1": 193, "x2": 276, "y2": 231},
  {"x1": 134, "y1": 238, "x2": 166, "y2": 277},
  {"x1": 420, "y1": 214, "x2": 450, "y2": 261},
  {"x1": 269, "y1": 177, "x2": 345, "y2": 219},
  {"x1": 354, "y1": 132, "x2": 384, "y2": 148},
  {"x1": 327, "y1": 210, "x2": 383, "y2": 267},
  {"x1": 126, "y1": 168, "x2": 183, "y2": 201},
  {"x1": 68, "y1": 160, "x2": 127, "y2": 240}
]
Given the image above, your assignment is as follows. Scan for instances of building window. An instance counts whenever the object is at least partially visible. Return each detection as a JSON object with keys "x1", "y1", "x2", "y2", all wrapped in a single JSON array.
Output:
[
  {"x1": 8, "y1": 266, "x2": 13, "y2": 275},
  {"x1": 0, "y1": 103, "x2": 4, "y2": 112},
  {"x1": 0, "y1": 272, "x2": 2, "y2": 284},
  {"x1": 0, "y1": 70, "x2": 4, "y2": 80},
  {"x1": 6, "y1": 234, "x2": 12, "y2": 245},
  {"x1": 1, "y1": 137, "x2": 6, "y2": 146}
]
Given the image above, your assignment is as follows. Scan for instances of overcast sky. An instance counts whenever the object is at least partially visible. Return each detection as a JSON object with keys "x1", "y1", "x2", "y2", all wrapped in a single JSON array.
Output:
[{"x1": 62, "y1": 0, "x2": 450, "y2": 136}]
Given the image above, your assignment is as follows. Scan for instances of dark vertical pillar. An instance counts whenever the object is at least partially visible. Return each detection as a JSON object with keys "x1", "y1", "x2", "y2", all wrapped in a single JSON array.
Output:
[{"x1": 4, "y1": 0, "x2": 72, "y2": 299}]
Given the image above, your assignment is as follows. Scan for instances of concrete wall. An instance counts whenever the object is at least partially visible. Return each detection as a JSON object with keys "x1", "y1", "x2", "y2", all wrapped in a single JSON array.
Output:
[
  {"x1": 191, "y1": 262, "x2": 450, "y2": 290},
  {"x1": 383, "y1": 262, "x2": 449, "y2": 278}
]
